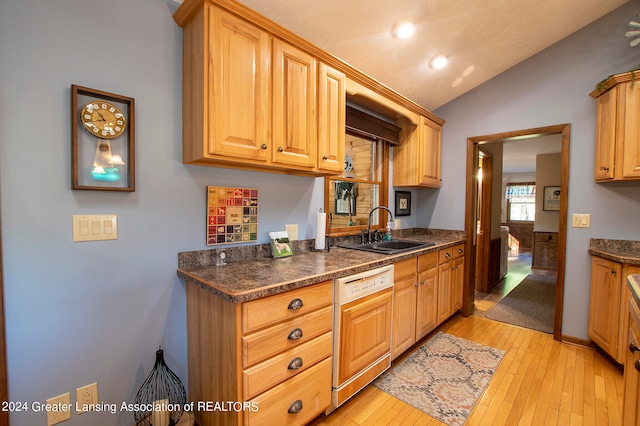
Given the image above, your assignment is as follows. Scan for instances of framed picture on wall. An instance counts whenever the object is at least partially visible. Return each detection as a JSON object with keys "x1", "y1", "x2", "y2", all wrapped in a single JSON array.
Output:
[
  {"x1": 543, "y1": 186, "x2": 560, "y2": 211},
  {"x1": 395, "y1": 191, "x2": 411, "y2": 216}
]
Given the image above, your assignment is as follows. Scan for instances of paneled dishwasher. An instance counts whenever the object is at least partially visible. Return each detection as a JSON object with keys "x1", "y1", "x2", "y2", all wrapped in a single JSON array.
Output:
[{"x1": 327, "y1": 264, "x2": 394, "y2": 413}]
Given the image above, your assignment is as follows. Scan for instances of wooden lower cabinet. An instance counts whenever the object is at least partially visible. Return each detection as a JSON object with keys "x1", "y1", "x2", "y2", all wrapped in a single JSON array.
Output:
[
  {"x1": 186, "y1": 280, "x2": 333, "y2": 426},
  {"x1": 437, "y1": 244, "x2": 465, "y2": 325},
  {"x1": 391, "y1": 245, "x2": 464, "y2": 360},
  {"x1": 623, "y1": 292, "x2": 640, "y2": 425},
  {"x1": 391, "y1": 258, "x2": 418, "y2": 359},
  {"x1": 589, "y1": 256, "x2": 640, "y2": 364}
]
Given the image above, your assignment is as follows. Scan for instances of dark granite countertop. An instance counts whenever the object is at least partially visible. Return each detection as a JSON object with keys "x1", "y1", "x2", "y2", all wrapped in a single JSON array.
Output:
[
  {"x1": 588, "y1": 239, "x2": 640, "y2": 265},
  {"x1": 178, "y1": 230, "x2": 465, "y2": 303}
]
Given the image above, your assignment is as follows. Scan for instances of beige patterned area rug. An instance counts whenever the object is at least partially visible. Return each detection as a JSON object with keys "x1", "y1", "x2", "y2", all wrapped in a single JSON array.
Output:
[{"x1": 374, "y1": 332, "x2": 505, "y2": 426}]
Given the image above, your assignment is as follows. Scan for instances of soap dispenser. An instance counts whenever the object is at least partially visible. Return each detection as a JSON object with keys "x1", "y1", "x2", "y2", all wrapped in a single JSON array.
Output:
[{"x1": 384, "y1": 222, "x2": 393, "y2": 241}]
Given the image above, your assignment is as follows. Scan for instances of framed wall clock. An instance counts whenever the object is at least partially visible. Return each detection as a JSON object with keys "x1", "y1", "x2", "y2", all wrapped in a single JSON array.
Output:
[{"x1": 71, "y1": 84, "x2": 135, "y2": 191}]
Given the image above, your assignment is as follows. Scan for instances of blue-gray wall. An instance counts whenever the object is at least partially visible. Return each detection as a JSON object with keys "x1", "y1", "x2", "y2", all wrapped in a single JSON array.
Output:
[
  {"x1": 430, "y1": 1, "x2": 640, "y2": 340},
  {"x1": 1, "y1": 0, "x2": 639, "y2": 425},
  {"x1": 0, "y1": 1, "x2": 322, "y2": 424}
]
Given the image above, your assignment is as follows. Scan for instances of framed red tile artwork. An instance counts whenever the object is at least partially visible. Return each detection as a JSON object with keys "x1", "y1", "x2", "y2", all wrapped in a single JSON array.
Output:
[{"x1": 206, "y1": 186, "x2": 258, "y2": 245}]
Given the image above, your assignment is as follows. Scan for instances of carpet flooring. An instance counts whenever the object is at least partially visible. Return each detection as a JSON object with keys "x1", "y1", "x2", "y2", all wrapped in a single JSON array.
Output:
[
  {"x1": 374, "y1": 332, "x2": 505, "y2": 426},
  {"x1": 485, "y1": 273, "x2": 556, "y2": 333}
]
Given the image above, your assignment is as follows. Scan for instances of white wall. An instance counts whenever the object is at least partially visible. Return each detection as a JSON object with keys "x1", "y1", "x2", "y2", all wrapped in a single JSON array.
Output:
[
  {"x1": 429, "y1": 0, "x2": 640, "y2": 340},
  {"x1": 0, "y1": 1, "x2": 322, "y2": 425}
]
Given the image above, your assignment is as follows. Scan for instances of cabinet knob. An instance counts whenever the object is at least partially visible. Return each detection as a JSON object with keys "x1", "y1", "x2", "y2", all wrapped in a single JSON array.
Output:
[
  {"x1": 601, "y1": 166, "x2": 609, "y2": 172},
  {"x1": 288, "y1": 357, "x2": 303, "y2": 370},
  {"x1": 445, "y1": 253, "x2": 451, "y2": 259},
  {"x1": 629, "y1": 342, "x2": 640, "y2": 353},
  {"x1": 278, "y1": 146, "x2": 284, "y2": 152},
  {"x1": 288, "y1": 399, "x2": 303, "y2": 414},
  {"x1": 261, "y1": 144, "x2": 267, "y2": 149},
  {"x1": 322, "y1": 155, "x2": 328, "y2": 160},
  {"x1": 288, "y1": 298, "x2": 304, "y2": 311},
  {"x1": 288, "y1": 328, "x2": 303, "y2": 341},
  {"x1": 415, "y1": 282, "x2": 420, "y2": 287},
  {"x1": 611, "y1": 269, "x2": 617, "y2": 275},
  {"x1": 458, "y1": 248, "x2": 463, "y2": 253},
  {"x1": 636, "y1": 360, "x2": 640, "y2": 373}
]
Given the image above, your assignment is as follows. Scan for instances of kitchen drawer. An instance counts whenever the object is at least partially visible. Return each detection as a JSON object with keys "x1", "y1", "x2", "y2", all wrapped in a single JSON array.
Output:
[
  {"x1": 418, "y1": 252, "x2": 438, "y2": 272},
  {"x1": 242, "y1": 280, "x2": 332, "y2": 334},
  {"x1": 453, "y1": 243, "x2": 464, "y2": 259},
  {"x1": 242, "y1": 305, "x2": 332, "y2": 367},
  {"x1": 438, "y1": 244, "x2": 464, "y2": 263},
  {"x1": 242, "y1": 331, "x2": 331, "y2": 400},
  {"x1": 245, "y1": 357, "x2": 332, "y2": 426}
]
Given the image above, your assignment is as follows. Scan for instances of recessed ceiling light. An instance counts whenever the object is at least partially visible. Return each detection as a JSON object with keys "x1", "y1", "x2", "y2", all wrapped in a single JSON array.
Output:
[
  {"x1": 429, "y1": 55, "x2": 448, "y2": 69},
  {"x1": 392, "y1": 20, "x2": 415, "y2": 39}
]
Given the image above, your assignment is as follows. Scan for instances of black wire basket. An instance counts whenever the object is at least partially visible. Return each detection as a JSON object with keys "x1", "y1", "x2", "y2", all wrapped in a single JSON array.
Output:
[{"x1": 134, "y1": 348, "x2": 186, "y2": 426}]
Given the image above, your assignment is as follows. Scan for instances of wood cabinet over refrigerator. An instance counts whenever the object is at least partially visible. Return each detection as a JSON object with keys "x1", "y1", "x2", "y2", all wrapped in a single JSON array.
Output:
[{"x1": 590, "y1": 71, "x2": 640, "y2": 182}]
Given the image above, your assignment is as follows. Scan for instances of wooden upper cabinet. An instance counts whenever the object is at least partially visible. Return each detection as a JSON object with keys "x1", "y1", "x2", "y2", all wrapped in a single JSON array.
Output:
[
  {"x1": 208, "y1": 7, "x2": 271, "y2": 163},
  {"x1": 317, "y1": 63, "x2": 346, "y2": 173},
  {"x1": 590, "y1": 71, "x2": 640, "y2": 181},
  {"x1": 393, "y1": 115, "x2": 442, "y2": 187},
  {"x1": 272, "y1": 39, "x2": 318, "y2": 169}
]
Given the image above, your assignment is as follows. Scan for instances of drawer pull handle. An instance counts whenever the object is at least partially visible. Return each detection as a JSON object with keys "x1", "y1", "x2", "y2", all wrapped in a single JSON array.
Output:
[
  {"x1": 630, "y1": 343, "x2": 640, "y2": 353},
  {"x1": 636, "y1": 360, "x2": 640, "y2": 373},
  {"x1": 288, "y1": 399, "x2": 303, "y2": 414},
  {"x1": 288, "y1": 357, "x2": 303, "y2": 370},
  {"x1": 288, "y1": 328, "x2": 303, "y2": 341},
  {"x1": 288, "y1": 298, "x2": 304, "y2": 310}
]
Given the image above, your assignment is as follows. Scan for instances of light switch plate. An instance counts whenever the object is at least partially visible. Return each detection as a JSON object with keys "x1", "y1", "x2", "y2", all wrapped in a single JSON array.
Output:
[
  {"x1": 73, "y1": 215, "x2": 118, "y2": 242},
  {"x1": 571, "y1": 213, "x2": 591, "y2": 228},
  {"x1": 285, "y1": 224, "x2": 298, "y2": 240}
]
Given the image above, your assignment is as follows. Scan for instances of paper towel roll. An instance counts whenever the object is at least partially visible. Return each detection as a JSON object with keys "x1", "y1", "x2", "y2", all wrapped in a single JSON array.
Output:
[{"x1": 315, "y1": 212, "x2": 326, "y2": 250}]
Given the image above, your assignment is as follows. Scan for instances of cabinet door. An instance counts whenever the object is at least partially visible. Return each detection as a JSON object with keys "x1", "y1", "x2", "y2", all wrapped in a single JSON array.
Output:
[
  {"x1": 620, "y1": 82, "x2": 640, "y2": 179},
  {"x1": 416, "y1": 267, "x2": 437, "y2": 340},
  {"x1": 391, "y1": 259, "x2": 417, "y2": 359},
  {"x1": 451, "y1": 257, "x2": 464, "y2": 312},
  {"x1": 623, "y1": 299, "x2": 640, "y2": 426},
  {"x1": 594, "y1": 87, "x2": 617, "y2": 181},
  {"x1": 317, "y1": 63, "x2": 345, "y2": 173},
  {"x1": 208, "y1": 8, "x2": 270, "y2": 162},
  {"x1": 437, "y1": 261, "x2": 453, "y2": 325},
  {"x1": 588, "y1": 257, "x2": 622, "y2": 358},
  {"x1": 418, "y1": 116, "x2": 442, "y2": 187},
  {"x1": 272, "y1": 39, "x2": 317, "y2": 169}
]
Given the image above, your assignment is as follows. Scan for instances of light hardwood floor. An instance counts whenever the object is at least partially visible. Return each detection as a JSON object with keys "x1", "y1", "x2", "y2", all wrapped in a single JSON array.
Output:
[{"x1": 315, "y1": 254, "x2": 624, "y2": 425}]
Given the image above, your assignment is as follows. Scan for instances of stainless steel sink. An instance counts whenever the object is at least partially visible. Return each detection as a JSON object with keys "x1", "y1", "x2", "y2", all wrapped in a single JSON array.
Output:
[{"x1": 337, "y1": 240, "x2": 435, "y2": 255}]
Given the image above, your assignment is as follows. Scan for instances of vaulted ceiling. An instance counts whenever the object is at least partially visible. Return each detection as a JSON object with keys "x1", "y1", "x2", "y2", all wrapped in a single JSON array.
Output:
[{"x1": 234, "y1": 0, "x2": 629, "y2": 110}]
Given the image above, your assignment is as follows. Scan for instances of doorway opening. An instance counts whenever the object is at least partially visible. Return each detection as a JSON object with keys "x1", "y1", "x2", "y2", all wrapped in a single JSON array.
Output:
[{"x1": 462, "y1": 124, "x2": 570, "y2": 341}]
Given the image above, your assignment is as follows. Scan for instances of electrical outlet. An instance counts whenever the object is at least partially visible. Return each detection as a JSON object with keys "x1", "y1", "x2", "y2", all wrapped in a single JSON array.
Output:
[
  {"x1": 394, "y1": 219, "x2": 401, "y2": 229},
  {"x1": 285, "y1": 224, "x2": 298, "y2": 240},
  {"x1": 76, "y1": 382, "x2": 98, "y2": 414},
  {"x1": 46, "y1": 392, "x2": 71, "y2": 426}
]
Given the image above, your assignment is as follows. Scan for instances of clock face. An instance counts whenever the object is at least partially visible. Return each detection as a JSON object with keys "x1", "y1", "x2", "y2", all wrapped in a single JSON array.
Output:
[{"x1": 80, "y1": 101, "x2": 126, "y2": 139}]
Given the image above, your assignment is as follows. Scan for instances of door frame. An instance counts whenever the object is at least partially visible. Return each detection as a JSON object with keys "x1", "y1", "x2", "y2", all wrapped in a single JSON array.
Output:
[{"x1": 462, "y1": 124, "x2": 570, "y2": 341}]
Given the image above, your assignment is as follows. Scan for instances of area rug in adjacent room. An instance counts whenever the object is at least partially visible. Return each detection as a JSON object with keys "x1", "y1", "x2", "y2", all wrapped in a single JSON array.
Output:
[
  {"x1": 486, "y1": 273, "x2": 556, "y2": 333},
  {"x1": 374, "y1": 332, "x2": 505, "y2": 426}
]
